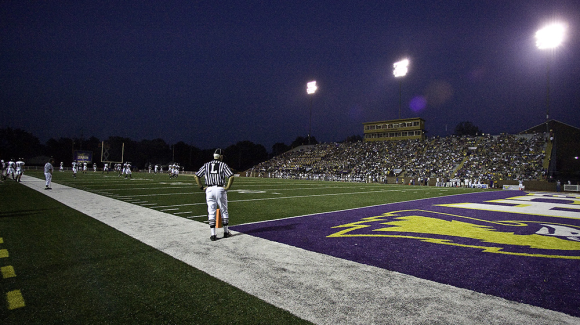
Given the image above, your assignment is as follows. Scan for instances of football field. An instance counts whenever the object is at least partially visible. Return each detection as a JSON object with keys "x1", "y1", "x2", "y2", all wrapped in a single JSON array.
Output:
[{"x1": 1, "y1": 170, "x2": 579, "y2": 324}]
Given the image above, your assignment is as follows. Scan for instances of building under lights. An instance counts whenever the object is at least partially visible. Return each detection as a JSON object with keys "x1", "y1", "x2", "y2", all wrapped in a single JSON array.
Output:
[{"x1": 363, "y1": 117, "x2": 425, "y2": 142}]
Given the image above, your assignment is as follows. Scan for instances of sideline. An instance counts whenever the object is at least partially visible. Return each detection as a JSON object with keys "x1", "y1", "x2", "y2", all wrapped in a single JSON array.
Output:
[{"x1": 21, "y1": 175, "x2": 579, "y2": 324}]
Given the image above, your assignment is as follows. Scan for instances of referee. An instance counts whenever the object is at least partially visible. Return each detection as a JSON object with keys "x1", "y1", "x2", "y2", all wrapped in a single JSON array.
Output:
[{"x1": 194, "y1": 148, "x2": 235, "y2": 241}]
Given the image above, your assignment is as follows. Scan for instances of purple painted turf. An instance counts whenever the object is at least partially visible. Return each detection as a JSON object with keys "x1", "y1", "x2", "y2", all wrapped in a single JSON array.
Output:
[{"x1": 232, "y1": 191, "x2": 580, "y2": 317}]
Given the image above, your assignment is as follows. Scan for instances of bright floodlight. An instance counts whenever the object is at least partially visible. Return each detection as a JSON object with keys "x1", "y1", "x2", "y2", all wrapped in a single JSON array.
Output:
[
  {"x1": 536, "y1": 23, "x2": 566, "y2": 49},
  {"x1": 307, "y1": 81, "x2": 317, "y2": 94},
  {"x1": 393, "y1": 59, "x2": 409, "y2": 77}
]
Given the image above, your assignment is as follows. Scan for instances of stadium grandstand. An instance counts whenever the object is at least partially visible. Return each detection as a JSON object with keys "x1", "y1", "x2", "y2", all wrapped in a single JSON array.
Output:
[{"x1": 247, "y1": 120, "x2": 580, "y2": 191}]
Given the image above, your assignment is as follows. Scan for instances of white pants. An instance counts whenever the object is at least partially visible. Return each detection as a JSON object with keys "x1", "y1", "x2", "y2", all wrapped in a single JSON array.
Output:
[
  {"x1": 206, "y1": 186, "x2": 229, "y2": 226},
  {"x1": 45, "y1": 173, "x2": 52, "y2": 187}
]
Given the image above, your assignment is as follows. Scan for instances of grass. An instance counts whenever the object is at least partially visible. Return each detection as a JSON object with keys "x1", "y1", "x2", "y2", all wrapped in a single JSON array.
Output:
[
  {"x1": 1, "y1": 170, "x2": 490, "y2": 323},
  {"x1": 0, "y1": 176, "x2": 312, "y2": 324}
]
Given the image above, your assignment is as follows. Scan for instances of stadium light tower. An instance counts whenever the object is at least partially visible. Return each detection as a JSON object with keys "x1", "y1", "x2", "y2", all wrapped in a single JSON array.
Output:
[
  {"x1": 306, "y1": 80, "x2": 318, "y2": 145},
  {"x1": 535, "y1": 22, "x2": 566, "y2": 135},
  {"x1": 393, "y1": 59, "x2": 409, "y2": 119}
]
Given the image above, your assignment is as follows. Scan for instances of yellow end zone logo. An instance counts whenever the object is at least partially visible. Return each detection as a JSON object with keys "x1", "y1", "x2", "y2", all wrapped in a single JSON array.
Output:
[{"x1": 328, "y1": 192, "x2": 580, "y2": 259}]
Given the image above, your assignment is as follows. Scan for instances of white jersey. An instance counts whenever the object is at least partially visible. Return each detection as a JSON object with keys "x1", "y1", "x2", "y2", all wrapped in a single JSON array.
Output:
[
  {"x1": 44, "y1": 162, "x2": 54, "y2": 173},
  {"x1": 15, "y1": 160, "x2": 24, "y2": 175}
]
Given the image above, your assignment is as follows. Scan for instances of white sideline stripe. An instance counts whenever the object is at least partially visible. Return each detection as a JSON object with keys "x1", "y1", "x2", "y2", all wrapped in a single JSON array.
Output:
[{"x1": 20, "y1": 175, "x2": 579, "y2": 325}]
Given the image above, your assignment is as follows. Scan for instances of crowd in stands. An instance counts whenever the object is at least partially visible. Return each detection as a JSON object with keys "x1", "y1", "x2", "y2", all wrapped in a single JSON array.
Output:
[{"x1": 249, "y1": 133, "x2": 548, "y2": 185}]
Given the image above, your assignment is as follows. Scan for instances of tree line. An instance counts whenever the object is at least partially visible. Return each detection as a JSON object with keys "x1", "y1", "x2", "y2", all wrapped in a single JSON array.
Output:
[{"x1": 0, "y1": 127, "x2": 363, "y2": 172}]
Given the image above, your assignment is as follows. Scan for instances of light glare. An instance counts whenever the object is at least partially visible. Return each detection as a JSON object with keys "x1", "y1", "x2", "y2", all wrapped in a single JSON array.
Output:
[
  {"x1": 536, "y1": 23, "x2": 566, "y2": 49},
  {"x1": 307, "y1": 81, "x2": 317, "y2": 94},
  {"x1": 393, "y1": 59, "x2": 409, "y2": 77}
]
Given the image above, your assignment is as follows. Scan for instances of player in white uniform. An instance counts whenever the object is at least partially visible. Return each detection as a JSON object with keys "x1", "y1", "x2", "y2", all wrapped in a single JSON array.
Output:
[
  {"x1": 15, "y1": 158, "x2": 24, "y2": 182},
  {"x1": 83, "y1": 162, "x2": 88, "y2": 174},
  {"x1": 72, "y1": 161, "x2": 78, "y2": 178},
  {"x1": 169, "y1": 163, "x2": 180, "y2": 178},
  {"x1": 154, "y1": 164, "x2": 159, "y2": 174},
  {"x1": 1, "y1": 160, "x2": 5, "y2": 181},
  {"x1": 6, "y1": 159, "x2": 16, "y2": 180},
  {"x1": 125, "y1": 162, "x2": 132, "y2": 179},
  {"x1": 44, "y1": 158, "x2": 54, "y2": 189},
  {"x1": 59, "y1": 162, "x2": 64, "y2": 172},
  {"x1": 194, "y1": 149, "x2": 235, "y2": 241},
  {"x1": 103, "y1": 163, "x2": 109, "y2": 174},
  {"x1": 93, "y1": 163, "x2": 97, "y2": 172}
]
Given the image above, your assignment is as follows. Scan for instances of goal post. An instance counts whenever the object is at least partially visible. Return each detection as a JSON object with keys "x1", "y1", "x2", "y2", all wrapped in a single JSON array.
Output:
[{"x1": 100, "y1": 141, "x2": 124, "y2": 164}]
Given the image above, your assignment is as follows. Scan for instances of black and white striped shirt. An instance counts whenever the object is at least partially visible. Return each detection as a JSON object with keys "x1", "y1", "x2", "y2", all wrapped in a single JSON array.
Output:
[{"x1": 196, "y1": 160, "x2": 233, "y2": 186}]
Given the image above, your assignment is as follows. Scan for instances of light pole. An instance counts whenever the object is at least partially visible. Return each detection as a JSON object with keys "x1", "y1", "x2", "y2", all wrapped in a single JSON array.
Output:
[
  {"x1": 535, "y1": 22, "x2": 566, "y2": 134},
  {"x1": 306, "y1": 80, "x2": 318, "y2": 145},
  {"x1": 393, "y1": 59, "x2": 409, "y2": 119}
]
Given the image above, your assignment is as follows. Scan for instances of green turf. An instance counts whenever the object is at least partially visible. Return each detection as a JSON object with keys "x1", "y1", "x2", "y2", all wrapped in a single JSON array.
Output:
[
  {"x1": 0, "y1": 178, "x2": 312, "y2": 324},
  {"x1": 23, "y1": 170, "x2": 490, "y2": 226}
]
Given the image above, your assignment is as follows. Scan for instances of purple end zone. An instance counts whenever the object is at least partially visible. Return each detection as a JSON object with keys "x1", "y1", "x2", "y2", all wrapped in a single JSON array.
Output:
[{"x1": 232, "y1": 191, "x2": 580, "y2": 317}]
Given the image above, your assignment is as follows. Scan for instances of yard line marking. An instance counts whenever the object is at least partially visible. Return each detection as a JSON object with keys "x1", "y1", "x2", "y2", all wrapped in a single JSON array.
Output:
[
  {"x1": 7, "y1": 290, "x2": 25, "y2": 310},
  {"x1": 1, "y1": 265, "x2": 16, "y2": 278},
  {"x1": 97, "y1": 186, "x2": 194, "y2": 191},
  {"x1": 116, "y1": 192, "x2": 195, "y2": 198}
]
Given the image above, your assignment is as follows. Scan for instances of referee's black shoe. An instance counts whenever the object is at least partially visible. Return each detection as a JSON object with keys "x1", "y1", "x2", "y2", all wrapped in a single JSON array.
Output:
[
  {"x1": 223, "y1": 231, "x2": 232, "y2": 238},
  {"x1": 210, "y1": 235, "x2": 217, "y2": 241}
]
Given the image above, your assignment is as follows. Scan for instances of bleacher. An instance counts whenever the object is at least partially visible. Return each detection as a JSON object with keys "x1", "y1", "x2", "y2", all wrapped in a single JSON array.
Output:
[{"x1": 249, "y1": 133, "x2": 548, "y2": 184}]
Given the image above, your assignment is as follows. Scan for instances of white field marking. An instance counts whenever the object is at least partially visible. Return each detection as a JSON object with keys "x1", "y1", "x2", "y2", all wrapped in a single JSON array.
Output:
[
  {"x1": 20, "y1": 175, "x2": 579, "y2": 325},
  {"x1": 79, "y1": 177, "x2": 153, "y2": 182},
  {"x1": 98, "y1": 186, "x2": 195, "y2": 191},
  {"x1": 230, "y1": 189, "x2": 267, "y2": 194},
  {"x1": 185, "y1": 215, "x2": 206, "y2": 219},
  {"x1": 115, "y1": 192, "x2": 195, "y2": 198},
  {"x1": 159, "y1": 208, "x2": 180, "y2": 212},
  {"x1": 140, "y1": 203, "x2": 157, "y2": 206},
  {"x1": 158, "y1": 182, "x2": 194, "y2": 185},
  {"x1": 151, "y1": 189, "x2": 405, "y2": 209}
]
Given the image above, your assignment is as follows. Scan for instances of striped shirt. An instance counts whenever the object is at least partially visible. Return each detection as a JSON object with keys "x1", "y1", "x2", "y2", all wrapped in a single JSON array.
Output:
[{"x1": 196, "y1": 160, "x2": 233, "y2": 186}]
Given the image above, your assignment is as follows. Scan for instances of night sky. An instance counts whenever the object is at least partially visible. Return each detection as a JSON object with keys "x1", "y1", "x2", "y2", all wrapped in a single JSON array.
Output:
[{"x1": 2, "y1": 1, "x2": 579, "y2": 151}]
